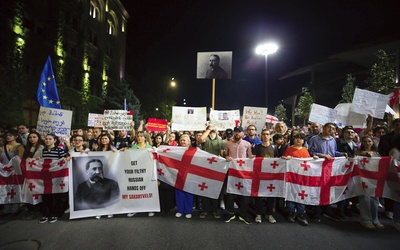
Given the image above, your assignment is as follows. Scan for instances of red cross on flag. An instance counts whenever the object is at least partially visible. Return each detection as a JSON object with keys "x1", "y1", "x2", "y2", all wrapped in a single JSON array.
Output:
[
  {"x1": 382, "y1": 158, "x2": 400, "y2": 201},
  {"x1": 285, "y1": 157, "x2": 355, "y2": 205},
  {"x1": 356, "y1": 156, "x2": 392, "y2": 198},
  {"x1": 227, "y1": 157, "x2": 286, "y2": 197},
  {"x1": 155, "y1": 146, "x2": 228, "y2": 199},
  {"x1": 0, "y1": 156, "x2": 24, "y2": 204},
  {"x1": 265, "y1": 114, "x2": 279, "y2": 124},
  {"x1": 22, "y1": 158, "x2": 69, "y2": 198}
]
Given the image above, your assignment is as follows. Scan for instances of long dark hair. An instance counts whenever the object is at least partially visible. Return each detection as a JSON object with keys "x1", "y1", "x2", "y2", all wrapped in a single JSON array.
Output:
[
  {"x1": 359, "y1": 135, "x2": 377, "y2": 151},
  {"x1": 23, "y1": 132, "x2": 44, "y2": 158},
  {"x1": 45, "y1": 133, "x2": 60, "y2": 149},
  {"x1": 98, "y1": 133, "x2": 114, "y2": 151}
]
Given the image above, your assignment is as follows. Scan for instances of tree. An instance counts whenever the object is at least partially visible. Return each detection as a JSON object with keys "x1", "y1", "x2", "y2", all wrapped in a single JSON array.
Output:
[
  {"x1": 340, "y1": 74, "x2": 356, "y2": 103},
  {"x1": 365, "y1": 49, "x2": 397, "y2": 95},
  {"x1": 274, "y1": 102, "x2": 287, "y2": 122},
  {"x1": 295, "y1": 87, "x2": 314, "y2": 125}
]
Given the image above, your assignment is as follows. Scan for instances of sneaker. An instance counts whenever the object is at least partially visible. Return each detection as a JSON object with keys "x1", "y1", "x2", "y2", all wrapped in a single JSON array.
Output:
[
  {"x1": 223, "y1": 213, "x2": 236, "y2": 223},
  {"x1": 312, "y1": 214, "x2": 321, "y2": 223},
  {"x1": 213, "y1": 212, "x2": 221, "y2": 219},
  {"x1": 297, "y1": 215, "x2": 308, "y2": 226},
  {"x1": 95, "y1": 216, "x2": 101, "y2": 219},
  {"x1": 38, "y1": 217, "x2": 48, "y2": 224},
  {"x1": 48, "y1": 217, "x2": 58, "y2": 223},
  {"x1": 288, "y1": 213, "x2": 296, "y2": 223},
  {"x1": 239, "y1": 215, "x2": 252, "y2": 225},
  {"x1": 185, "y1": 214, "x2": 192, "y2": 219},
  {"x1": 175, "y1": 212, "x2": 182, "y2": 218},
  {"x1": 323, "y1": 211, "x2": 340, "y2": 221},
  {"x1": 127, "y1": 213, "x2": 136, "y2": 217},
  {"x1": 64, "y1": 208, "x2": 70, "y2": 214},
  {"x1": 199, "y1": 212, "x2": 207, "y2": 219},
  {"x1": 255, "y1": 214, "x2": 262, "y2": 223},
  {"x1": 385, "y1": 211, "x2": 394, "y2": 220},
  {"x1": 234, "y1": 202, "x2": 239, "y2": 209},
  {"x1": 360, "y1": 221, "x2": 375, "y2": 230},
  {"x1": 148, "y1": 212, "x2": 155, "y2": 217},
  {"x1": 267, "y1": 215, "x2": 276, "y2": 224},
  {"x1": 220, "y1": 200, "x2": 225, "y2": 210},
  {"x1": 394, "y1": 222, "x2": 400, "y2": 232},
  {"x1": 374, "y1": 222, "x2": 384, "y2": 229},
  {"x1": 107, "y1": 214, "x2": 113, "y2": 219}
]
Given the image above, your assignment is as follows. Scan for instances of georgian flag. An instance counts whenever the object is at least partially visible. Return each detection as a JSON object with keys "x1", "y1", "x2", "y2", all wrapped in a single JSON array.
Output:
[
  {"x1": 155, "y1": 146, "x2": 228, "y2": 199},
  {"x1": 227, "y1": 157, "x2": 286, "y2": 197},
  {"x1": 382, "y1": 157, "x2": 400, "y2": 202},
  {"x1": 0, "y1": 156, "x2": 23, "y2": 204},
  {"x1": 285, "y1": 157, "x2": 354, "y2": 205},
  {"x1": 22, "y1": 158, "x2": 69, "y2": 200},
  {"x1": 356, "y1": 156, "x2": 391, "y2": 197}
]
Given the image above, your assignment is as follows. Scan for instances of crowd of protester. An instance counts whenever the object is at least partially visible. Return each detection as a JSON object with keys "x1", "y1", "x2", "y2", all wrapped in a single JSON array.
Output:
[{"x1": 0, "y1": 116, "x2": 399, "y2": 232}]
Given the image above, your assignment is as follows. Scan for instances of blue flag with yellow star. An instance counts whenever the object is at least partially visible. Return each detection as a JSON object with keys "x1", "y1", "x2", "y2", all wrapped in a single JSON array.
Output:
[{"x1": 37, "y1": 56, "x2": 62, "y2": 109}]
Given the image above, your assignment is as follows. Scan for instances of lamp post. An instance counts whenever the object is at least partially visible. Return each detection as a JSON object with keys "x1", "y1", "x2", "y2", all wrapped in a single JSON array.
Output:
[
  {"x1": 164, "y1": 78, "x2": 176, "y2": 119},
  {"x1": 255, "y1": 42, "x2": 278, "y2": 108}
]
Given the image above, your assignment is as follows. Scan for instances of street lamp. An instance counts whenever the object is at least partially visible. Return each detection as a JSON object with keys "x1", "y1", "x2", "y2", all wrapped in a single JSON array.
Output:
[
  {"x1": 255, "y1": 42, "x2": 278, "y2": 108},
  {"x1": 165, "y1": 78, "x2": 176, "y2": 119}
]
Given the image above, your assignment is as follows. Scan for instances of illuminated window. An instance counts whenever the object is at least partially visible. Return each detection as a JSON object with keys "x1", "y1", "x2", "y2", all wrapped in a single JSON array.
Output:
[{"x1": 108, "y1": 19, "x2": 115, "y2": 35}]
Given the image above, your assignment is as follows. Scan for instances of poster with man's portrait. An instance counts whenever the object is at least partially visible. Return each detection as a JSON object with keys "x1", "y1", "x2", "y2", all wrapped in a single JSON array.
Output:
[
  {"x1": 197, "y1": 51, "x2": 232, "y2": 79},
  {"x1": 69, "y1": 150, "x2": 160, "y2": 219}
]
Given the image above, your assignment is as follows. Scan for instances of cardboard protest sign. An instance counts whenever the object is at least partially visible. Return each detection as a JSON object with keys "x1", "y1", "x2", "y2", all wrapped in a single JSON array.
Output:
[
  {"x1": 350, "y1": 88, "x2": 390, "y2": 119},
  {"x1": 242, "y1": 106, "x2": 268, "y2": 133},
  {"x1": 171, "y1": 106, "x2": 207, "y2": 131},
  {"x1": 146, "y1": 118, "x2": 168, "y2": 132},
  {"x1": 36, "y1": 107, "x2": 72, "y2": 136},
  {"x1": 209, "y1": 109, "x2": 240, "y2": 130},
  {"x1": 88, "y1": 113, "x2": 104, "y2": 127},
  {"x1": 103, "y1": 110, "x2": 132, "y2": 131},
  {"x1": 308, "y1": 103, "x2": 337, "y2": 125},
  {"x1": 334, "y1": 103, "x2": 366, "y2": 128}
]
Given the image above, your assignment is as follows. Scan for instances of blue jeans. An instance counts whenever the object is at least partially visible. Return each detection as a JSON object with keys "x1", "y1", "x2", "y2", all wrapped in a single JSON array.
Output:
[{"x1": 286, "y1": 201, "x2": 305, "y2": 215}]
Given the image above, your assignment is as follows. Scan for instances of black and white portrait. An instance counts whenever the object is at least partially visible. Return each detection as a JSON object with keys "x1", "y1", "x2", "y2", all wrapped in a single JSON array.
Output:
[{"x1": 197, "y1": 51, "x2": 232, "y2": 79}]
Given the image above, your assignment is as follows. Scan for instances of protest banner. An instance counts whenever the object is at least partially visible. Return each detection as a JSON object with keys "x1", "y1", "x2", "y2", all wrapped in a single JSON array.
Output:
[
  {"x1": 69, "y1": 150, "x2": 160, "y2": 219},
  {"x1": 171, "y1": 106, "x2": 207, "y2": 131},
  {"x1": 350, "y1": 88, "x2": 390, "y2": 119},
  {"x1": 36, "y1": 106, "x2": 72, "y2": 136},
  {"x1": 242, "y1": 106, "x2": 268, "y2": 133},
  {"x1": 227, "y1": 158, "x2": 286, "y2": 197},
  {"x1": 308, "y1": 103, "x2": 337, "y2": 125},
  {"x1": 103, "y1": 110, "x2": 132, "y2": 131},
  {"x1": 146, "y1": 118, "x2": 168, "y2": 132},
  {"x1": 209, "y1": 109, "x2": 240, "y2": 130},
  {"x1": 334, "y1": 103, "x2": 366, "y2": 128},
  {"x1": 88, "y1": 113, "x2": 104, "y2": 127}
]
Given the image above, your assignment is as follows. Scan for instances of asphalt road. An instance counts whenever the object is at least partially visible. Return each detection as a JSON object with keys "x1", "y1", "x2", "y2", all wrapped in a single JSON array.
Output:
[{"x1": 0, "y1": 206, "x2": 399, "y2": 250}]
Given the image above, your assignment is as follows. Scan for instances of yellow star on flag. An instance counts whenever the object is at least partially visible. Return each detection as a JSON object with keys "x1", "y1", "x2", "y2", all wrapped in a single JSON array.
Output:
[
  {"x1": 49, "y1": 100, "x2": 53, "y2": 104},
  {"x1": 42, "y1": 89, "x2": 45, "y2": 93},
  {"x1": 47, "y1": 76, "x2": 51, "y2": 81},
  {"x1": 43, "y1": 95, "x2": 48, "y2": 100},
  {"x1": 56, "y1": 101, "x2": 60, "y2": 104}
]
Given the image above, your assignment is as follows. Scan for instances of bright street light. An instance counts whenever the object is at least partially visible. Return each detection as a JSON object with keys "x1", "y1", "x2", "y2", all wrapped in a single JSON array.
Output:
[{"x1": 255, "y1": 42, "x2": 279, "y2": 108}]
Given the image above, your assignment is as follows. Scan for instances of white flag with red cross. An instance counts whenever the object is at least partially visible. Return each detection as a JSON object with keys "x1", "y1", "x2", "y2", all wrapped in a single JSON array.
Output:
[
  {"x1": 0, "y1": 156, "x2": 24, "y2": 204},
  {"x1": 155, "y1": 146, "x2": 228, "y2": 199},
  {"x1": 355, "y1": 156, "x2": 391, "y2": 198},
  {"x1": 22, "y1": 157, "x2": 69, "y2": 201},
  {"x1": 227, "y1": 157, "x2": 286, "y2": 197},
  {"x1": 285, "y1": 157, "x2": 355, "y2": 205}
]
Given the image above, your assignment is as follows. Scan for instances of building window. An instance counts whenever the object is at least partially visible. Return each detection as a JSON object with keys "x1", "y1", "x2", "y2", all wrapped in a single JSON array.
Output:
[
  {"x1": 108, "y1": 19, "x2": 115, "y2": 35},
  {"x1": 90, "y1": 1, "x2": 100, "y2": 20}
]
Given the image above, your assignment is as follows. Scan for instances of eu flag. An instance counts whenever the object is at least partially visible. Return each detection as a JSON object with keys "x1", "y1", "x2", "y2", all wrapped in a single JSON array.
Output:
[{"x1": 37, "y1": 56, "x2": 62, "y2": 109}]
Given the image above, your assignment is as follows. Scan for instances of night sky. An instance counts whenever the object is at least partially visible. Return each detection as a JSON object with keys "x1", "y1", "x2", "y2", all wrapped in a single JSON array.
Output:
[{"x1": 120, "y1": 0, "x2": 400, "y2": 114}]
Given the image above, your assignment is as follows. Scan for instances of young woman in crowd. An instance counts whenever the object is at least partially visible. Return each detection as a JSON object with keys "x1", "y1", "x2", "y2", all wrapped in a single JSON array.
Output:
[
  {"x1": 355, "y1": 135, "x2": 384, "y2": 230},
  {"x1": 94, "y1": 133, "x2": 116, "y2": 219},
  {"x1": 38, "y1": 133, "x2": 68, "y2": 224}
]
